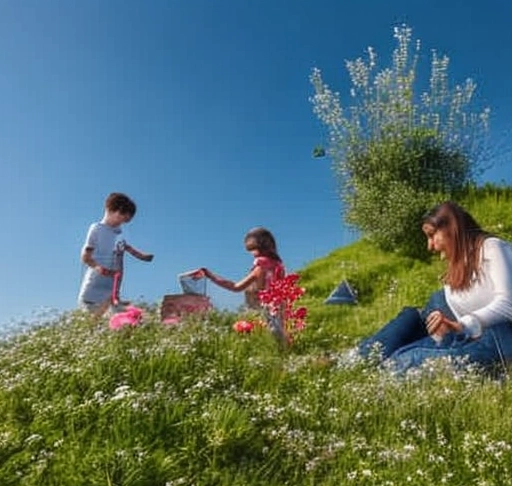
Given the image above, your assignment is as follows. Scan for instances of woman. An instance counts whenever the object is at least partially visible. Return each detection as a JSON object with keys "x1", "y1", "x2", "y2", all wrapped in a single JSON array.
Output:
[{"x1": 358, "y1": 201, "x2": 512, "y2": 374}]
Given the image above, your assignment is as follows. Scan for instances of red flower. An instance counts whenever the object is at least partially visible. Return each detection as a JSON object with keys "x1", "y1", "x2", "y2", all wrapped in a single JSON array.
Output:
[
  {"x1": 233, "y1": 320, "x2": 254, "y2": 333},
  {"x1": 294, "y1": 306, "x2": 308, "y2": 320},
  {"x1": 257, "y1": 273, "x2": 308, "y2": 337}
]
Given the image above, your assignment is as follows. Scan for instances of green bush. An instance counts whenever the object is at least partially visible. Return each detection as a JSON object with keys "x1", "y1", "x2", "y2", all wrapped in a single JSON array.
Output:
[{"x1": 310, "y1": 24, "x2": 490, "y2": 257}]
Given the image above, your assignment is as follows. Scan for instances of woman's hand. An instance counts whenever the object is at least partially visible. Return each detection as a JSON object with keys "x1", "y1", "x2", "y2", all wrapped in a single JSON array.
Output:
[{"x1": 426, "y1": 310, "x2": 462, "y2": 337}]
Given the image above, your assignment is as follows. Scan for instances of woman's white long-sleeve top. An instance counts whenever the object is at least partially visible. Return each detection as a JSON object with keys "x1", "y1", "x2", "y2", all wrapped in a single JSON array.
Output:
[{"x1": 445, "y1": 237, "x2": 512, "y2": 338}]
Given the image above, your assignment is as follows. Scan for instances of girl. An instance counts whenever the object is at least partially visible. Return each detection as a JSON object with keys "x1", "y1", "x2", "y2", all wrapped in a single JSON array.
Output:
[
  {"x1": 201, "y1": 227, "x2": 287, "y2": 342},
  {"x1": 358, "y1": 201, "x2": 512, "y2": 374}
]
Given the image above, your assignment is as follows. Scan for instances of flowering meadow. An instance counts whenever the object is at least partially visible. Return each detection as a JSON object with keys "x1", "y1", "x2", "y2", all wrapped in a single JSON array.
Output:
[{"x1": 2, "y1": 187, "x2": 512, "y2": 485}]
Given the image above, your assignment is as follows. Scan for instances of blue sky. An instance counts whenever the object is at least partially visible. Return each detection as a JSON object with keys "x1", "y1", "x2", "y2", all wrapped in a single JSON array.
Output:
[{"x1": 1, "y1": 0, "x2": 512, "y2": 326}]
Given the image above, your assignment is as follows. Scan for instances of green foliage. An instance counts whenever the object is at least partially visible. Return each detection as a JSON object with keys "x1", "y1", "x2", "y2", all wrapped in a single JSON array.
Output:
[
  {"x1": 1, "y1": 188, "x2": 512, "y2": 485},
  {"x1": 310, "y1": 24, "x2": 490, "y2": 257}
]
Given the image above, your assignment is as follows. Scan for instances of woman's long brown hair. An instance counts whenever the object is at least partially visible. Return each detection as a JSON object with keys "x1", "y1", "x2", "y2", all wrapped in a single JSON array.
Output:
[{"x1": 423, "y1": 201, "x2": 490, "y2": 290}]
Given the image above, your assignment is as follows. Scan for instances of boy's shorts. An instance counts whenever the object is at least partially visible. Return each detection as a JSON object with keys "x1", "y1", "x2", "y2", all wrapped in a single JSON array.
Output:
[{"x1": 78, "y1": 299, "x2": 126, "y2": 316}]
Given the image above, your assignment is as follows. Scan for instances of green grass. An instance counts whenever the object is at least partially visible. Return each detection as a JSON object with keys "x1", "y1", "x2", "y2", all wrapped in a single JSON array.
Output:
[{"x1": 2, "y1": 186, "x2": 512, "y2": 485}]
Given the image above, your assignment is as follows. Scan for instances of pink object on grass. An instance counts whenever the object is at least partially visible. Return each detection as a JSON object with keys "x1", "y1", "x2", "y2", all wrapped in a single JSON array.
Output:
[{"x1": 109, "y1": 306, "x2": 144, "y2": 330}]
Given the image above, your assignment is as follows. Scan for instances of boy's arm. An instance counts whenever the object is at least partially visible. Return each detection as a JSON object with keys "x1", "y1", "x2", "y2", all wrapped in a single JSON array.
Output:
[
  {"x1": 81, "y1": 247, "x2": 116, "y2": 276},
  {"x1": 125, "y1": 243, "x2": 154, "y2": 262}
]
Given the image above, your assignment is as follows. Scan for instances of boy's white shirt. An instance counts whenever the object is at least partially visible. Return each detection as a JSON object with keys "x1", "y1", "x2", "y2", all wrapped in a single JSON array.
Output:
[{"x1": 77, "y1": 222, "x2": 125, "y2": 305}]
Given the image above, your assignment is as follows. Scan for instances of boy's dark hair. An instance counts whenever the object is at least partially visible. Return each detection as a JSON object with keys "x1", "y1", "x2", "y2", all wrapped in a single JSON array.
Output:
[{"x1": 105, "y1": 193, "x2": 137, "y2": 217}]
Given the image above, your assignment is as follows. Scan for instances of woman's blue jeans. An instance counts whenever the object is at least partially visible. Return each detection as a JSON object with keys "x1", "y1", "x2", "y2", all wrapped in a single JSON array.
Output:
[
  {"x1": 358, "y1": 289, "x2": 512, "y2": 374},
  {"x1": 358, "y1": 290, "x2": 451, "y2": 359}
]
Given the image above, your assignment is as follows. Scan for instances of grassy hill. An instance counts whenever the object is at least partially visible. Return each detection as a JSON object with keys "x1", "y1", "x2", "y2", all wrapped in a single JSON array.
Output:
[
  {"x1": 299, "y1": 184, "x2": 512, "y2": 349},
  {"x1": 1, "y1": 186, "x2": 512, "y2": 485}
]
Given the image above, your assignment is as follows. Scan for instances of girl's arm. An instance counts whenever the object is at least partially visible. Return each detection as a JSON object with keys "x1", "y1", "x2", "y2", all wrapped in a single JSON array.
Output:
[
  {"x1": 202, "y1": 267, "x2": 260, "y2": 292},
  {"x1": 125, "y1": 243, "x2": 154, "y2": 262}
]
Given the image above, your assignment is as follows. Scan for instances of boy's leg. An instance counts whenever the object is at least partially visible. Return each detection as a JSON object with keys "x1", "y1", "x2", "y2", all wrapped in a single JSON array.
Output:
[
  {"x1": 94, "y1": 299, "x2": 112, "y2": 318},
  {"x1": 79, "y1": 298, "x2": 111, "y2": 318}
]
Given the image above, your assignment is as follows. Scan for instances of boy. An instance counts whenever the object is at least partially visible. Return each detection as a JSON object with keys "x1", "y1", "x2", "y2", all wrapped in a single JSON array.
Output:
[{"x1": 77, "y1": 192, "x2": 153, "y2": 316}]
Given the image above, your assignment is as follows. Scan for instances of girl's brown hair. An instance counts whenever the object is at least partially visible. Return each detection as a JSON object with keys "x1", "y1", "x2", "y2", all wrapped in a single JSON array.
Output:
[
  {"x1": 244, "y1": 227, "x2": 282, "y2": 262},
  {"x1": 423, "y1": 201, "x2": 490, "y2": 290}
]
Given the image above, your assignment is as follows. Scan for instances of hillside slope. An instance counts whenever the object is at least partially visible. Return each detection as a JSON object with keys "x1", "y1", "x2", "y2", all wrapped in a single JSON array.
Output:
[{"x1": 295, "y1": 185, "x2": 512, "y2": 352}]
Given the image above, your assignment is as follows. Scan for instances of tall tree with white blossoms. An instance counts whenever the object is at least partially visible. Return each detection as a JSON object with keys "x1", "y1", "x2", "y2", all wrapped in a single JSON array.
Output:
[{"x1": 310, "y1": 24, "x2": 490, "y2": 257}]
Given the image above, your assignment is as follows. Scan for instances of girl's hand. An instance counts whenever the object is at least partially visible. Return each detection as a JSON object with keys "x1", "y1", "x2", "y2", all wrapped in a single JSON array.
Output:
[
  {"x1": 198, "y1": 268, "x2": 210, "y2": 279},
  {"x1": 189, "y1": 268, "x2": 206, "y2": 279},
  {"x1": 141, "y1": 254, "x2": 154, "y2": 262}
]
